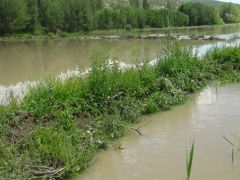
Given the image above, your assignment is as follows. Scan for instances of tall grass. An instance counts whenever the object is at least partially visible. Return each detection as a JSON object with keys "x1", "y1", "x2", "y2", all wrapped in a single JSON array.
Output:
[{"x1": 0, "y1": 45, "x2": 239, "y2": 179}]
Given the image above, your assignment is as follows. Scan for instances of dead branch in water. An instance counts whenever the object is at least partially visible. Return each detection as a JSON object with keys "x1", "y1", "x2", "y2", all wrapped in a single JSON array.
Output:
[
  {"x1": 223, "y1": 135, "x2": 234, "y2": 147},
  {"x1": 223, "y1": 135, "x2": 235, "y2": 164},
  {"x1": 26, "y1": 165, "x2": 65, "y2": 178},
  {"x1": 116, "y1": 119, "x2": 153, "y2": 136}
]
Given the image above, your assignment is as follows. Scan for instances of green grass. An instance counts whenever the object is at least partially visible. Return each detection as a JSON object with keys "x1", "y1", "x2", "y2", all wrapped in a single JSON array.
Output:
[{"x1": 0, "y1": 45, "x2": 240, "y2": 179}]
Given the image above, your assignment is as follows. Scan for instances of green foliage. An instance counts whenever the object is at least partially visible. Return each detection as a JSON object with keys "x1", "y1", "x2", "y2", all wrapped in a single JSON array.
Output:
[
  {"x1": 63, "y1": 0, "x2": 102, "y2": 32},
  {"x1": 39, "y1": 0, "x2": 64, "y2": 32},
  {"x1": 205, "y1": 46, "x2": 240, "y2": 83},
  {"x1": 143, "y1": 0, "x2": 150, "y2": 10},
  {"x1": 95, "y1": 7, "x2": 188, "y2": 30},
  {"x1": 179, "y1": 2, "x2": 224, "y2": 26},
  {"x1": 219, "y1": 3, "x2": 240, "y2": 24},
  {"x1": 95, "y1": 8, "x2": 115, "y2": 29},
  {"x1": 205, "y1": 46, "x2": 240, "y2": 70},
  {"x1": 125, "y1": 24, "x2": 133, "y2": 31},
  {"x1": 26, "y1": 0, "x2": 40, "y2": 32},
  {"x1": 0, "y1": 0, "x2": 236, "y2": 34},
  {"x1": 129, "y1": 0, "x2": 140, "y2": 8},
  {"x1": 0, "y1": 0, "x2": 30, "y2": 34}
]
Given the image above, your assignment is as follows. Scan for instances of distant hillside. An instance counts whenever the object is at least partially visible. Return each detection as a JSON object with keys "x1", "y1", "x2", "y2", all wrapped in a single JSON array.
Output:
[
  {"x1": 105, "y1": 0, "x2": 240, "y2": 9},
  {"x1": 150, "y1": 0, "x2": 240, "y2": 9},
  {"x1": 189, "y1": 0, "x2": 240, "y2": 8},
  {"x1": 150, "y1": 0, "x2": 185, "y2": 8}
]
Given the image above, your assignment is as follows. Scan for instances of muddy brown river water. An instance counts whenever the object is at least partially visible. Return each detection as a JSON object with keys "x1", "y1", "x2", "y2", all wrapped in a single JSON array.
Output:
[
  {"x1": 76, "y1": 83, "x2": 240, "y2": 180},
  {"x1": 0, "y1": 24, "x2": 240, "y2": 86}
]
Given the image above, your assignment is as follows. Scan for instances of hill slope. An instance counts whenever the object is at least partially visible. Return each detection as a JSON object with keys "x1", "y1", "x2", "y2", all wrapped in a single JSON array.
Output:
[
  {"x1": 189, "y1": 0, "x2": 239, "y2": 7},
  {"x1": 105, "y1": 0, "x2": 239, "y2": 9}
]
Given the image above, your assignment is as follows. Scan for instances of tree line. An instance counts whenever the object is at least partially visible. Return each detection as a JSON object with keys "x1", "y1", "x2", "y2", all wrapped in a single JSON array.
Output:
[{"x1": 0, "y1": 0, "x2": 239, "y2": 35}]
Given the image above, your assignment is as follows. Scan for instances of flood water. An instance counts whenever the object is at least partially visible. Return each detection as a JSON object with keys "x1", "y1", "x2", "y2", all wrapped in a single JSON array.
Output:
[
  {"x1": 77, "y1": 83, "x2": 240, "y2": 180},
  {"x1": 0, "y1": 24, "x2": 240, "y2": 86},
  {"x1": 0, "y1": 39, "x2": 216, "y2": 86}
]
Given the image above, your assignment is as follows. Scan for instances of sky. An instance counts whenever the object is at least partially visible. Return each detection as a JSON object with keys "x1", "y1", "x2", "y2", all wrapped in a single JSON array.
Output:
[{"x1": 219, "y1": 0, "x2": 240, "y2": 4}]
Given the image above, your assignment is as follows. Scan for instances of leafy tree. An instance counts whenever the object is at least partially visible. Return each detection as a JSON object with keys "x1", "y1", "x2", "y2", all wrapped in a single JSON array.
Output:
[
  {"x1": 111, "y1": 9, "x2": 127, "y2": 29},
  {"x1": 95, "y1": 8, "x2": 114, "y2": 29},
  {"x1": 63, "y1": 0, "x2": 103, "y2": 32},
  {"x1": 27, "y1": 0, "x2": 40, "y2": 32},
  {"x1": 219, "y1": 3, "x2": 240, "y2": 23},
  {"x1": 137, "y1": 9, "x2": 146, "y2": 28},
  {"x1": 179, "y1": 2, "x2": 224, "y2": 26},
  {"x1": 167, "y1": 1, "x2": 175, "y2": 10},
  {"x1": 129, "y1": 0, "x2": 140, "y2": 8},
  {"x1": 126, "y1": 8, "x2": 138, "y2": 27},
  {"x1": 143, "y1": 0, "x2": 150, "y2": 9},
  {"x1": 0, "y1": 0, "x2": 29, "y2": 34},
  {"x1": 0, "y1": 0, "x2": 234, "y2": 34},
  {"x1": 39, "y1": 0, "x2": 64, "y2": 32}
]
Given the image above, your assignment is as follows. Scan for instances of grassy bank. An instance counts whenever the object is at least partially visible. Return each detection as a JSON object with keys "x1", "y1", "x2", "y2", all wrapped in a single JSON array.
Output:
[{"x1": 0, "y1": 45, "x2": 240, "y2": 179}]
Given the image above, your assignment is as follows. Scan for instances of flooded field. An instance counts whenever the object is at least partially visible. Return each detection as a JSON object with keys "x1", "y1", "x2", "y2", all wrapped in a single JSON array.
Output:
[
  {"x1": 77, "y1": 83, "x2": 240, "y2": 180},
  {"x1": 0, "y1": 24, "x2": 240, "y2": 86}
]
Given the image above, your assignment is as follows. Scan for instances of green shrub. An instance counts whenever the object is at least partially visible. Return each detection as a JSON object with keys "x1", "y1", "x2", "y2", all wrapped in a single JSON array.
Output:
[{"x1": 179, "y1": 2, "x2": 224, "y2": 26}]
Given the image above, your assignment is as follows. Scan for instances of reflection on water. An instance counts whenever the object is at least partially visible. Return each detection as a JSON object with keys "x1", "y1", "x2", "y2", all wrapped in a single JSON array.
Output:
[
  {"x1": 197, "y1": 84, "x2": 218, "y2": 105},
  {"x1": 76, "y1": 83, "x2": 240, "y2": 180},
  {"x1": 195, "y1": 39, "x2": 240, "y2": 57},
  {"x1": 150, "y1": 24, "x2": 240, "y2": 36}
]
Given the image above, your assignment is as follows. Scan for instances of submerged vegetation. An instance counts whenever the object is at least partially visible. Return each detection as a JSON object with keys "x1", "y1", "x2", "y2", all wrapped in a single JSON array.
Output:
[{"x1": 0, "y1": 45, "x2": 240, "y2": 178}]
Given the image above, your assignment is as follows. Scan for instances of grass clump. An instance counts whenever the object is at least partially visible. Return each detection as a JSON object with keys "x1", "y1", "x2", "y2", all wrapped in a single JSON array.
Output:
[
  {"x1": 205, "y1": 46, "x2": 240, "y2": 83},
  {"x1": 0, "y1": 45, "x2": 240, "y2": 179}
]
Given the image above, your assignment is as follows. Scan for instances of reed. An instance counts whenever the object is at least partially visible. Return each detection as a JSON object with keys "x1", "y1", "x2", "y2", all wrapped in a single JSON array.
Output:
[
  {"x1": 223, "y1": 135, "x2": 235, "y2": 164},
  {"x1": 186, "y1": 140, "x2": 195, "y2": 180}
]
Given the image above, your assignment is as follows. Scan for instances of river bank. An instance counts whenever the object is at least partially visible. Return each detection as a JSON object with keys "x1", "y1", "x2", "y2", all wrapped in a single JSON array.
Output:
[
  {"x1": 0, "y1": 24, "x2": 239, "y2": 42},
  {"x1": 0, "y1": 45, "x2": 240, "y2": 179}
]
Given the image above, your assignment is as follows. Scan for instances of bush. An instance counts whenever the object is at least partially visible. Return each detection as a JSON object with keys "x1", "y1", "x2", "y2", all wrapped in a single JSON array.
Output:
[
  {"x1": 219, "y1": 3, "x2": 240, "y2": 24},
  {"x1": 179, "y1": 2, "x2": 224, "y2": 26},
  {"x1": 125, "y1": 24, "x2": 133, "y2": 31},
  {"x1": 0, "y1": 0, "x2": 29, "y2": 34}
]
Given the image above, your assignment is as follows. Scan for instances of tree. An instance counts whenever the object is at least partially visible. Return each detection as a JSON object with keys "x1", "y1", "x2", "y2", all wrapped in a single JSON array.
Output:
[
  {"x1": 167, "y1": 1, "x2": 175, "y2": 10},
  {"x1": 95, "y1": 8, "x2": 113, "y2": 29},
  {"x1": 63, "y1": 0, "x2": 101, "y2": 32},
  {"x1": 0, "y1": 0, "x2": 29, "y2": 34},
  {"x1": 179, "y1": 2, "x2": 224, "y2": 26},
  {"x1": 39, "y1": 0, "x2": 64, "y2": 32},
  {"x1": 27, "y1": 0, "x2": 40, "y2": 32},
  {"x1": 143, "y1": 0, "x2": 149, "y2": 9},
  {"x1": 129, "y1": 0, "x2": 140, "y2": 8},
  {"x1": 219, "y1": 3, "x2": 240, "y2": 23}
]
